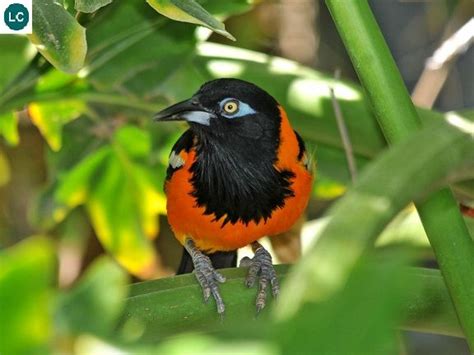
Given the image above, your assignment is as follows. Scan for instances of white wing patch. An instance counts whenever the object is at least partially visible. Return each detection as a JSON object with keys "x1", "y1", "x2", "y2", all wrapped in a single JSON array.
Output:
[{"x1": 169, "y1": 151, "x2": 185, "y2": 169}]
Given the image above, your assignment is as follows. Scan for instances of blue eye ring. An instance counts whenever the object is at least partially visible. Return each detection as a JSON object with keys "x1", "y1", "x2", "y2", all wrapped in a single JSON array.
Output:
[{"x1": 219, "y1": 98, "x2": 257, "y2": 118}]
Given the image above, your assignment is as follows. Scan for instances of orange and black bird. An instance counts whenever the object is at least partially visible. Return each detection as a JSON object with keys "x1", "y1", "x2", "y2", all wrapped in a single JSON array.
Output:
[{"x1": 154, "y1": 79, "x2": 313, "y2": 313}]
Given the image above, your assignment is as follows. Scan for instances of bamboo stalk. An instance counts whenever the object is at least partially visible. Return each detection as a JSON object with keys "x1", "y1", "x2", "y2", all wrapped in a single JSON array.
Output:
[{"x1": 324, "y1": 0, "x2": 474, "y2": 347}]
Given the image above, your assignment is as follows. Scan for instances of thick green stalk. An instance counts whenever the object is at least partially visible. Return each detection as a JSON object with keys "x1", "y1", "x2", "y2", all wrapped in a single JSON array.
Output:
[
  {"x1": 121, "y1": 266, "x2": 463, "y2": 341},
  {"x1": 325, "y1": 0, "x2": 474, "y2": 346}
]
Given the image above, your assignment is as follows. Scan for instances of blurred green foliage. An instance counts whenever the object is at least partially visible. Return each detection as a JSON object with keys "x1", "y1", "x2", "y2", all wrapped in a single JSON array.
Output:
[
  {"x1": 0, "y1": 0, "x2": 473, "y2": 353},
  {"x1": 0, "y1": 237, "x2": 54, "y2": 355}
]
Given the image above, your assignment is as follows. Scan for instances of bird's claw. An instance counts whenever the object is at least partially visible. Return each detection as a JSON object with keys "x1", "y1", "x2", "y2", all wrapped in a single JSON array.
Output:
[
  {"x1": 192, "y1": 251, "x2": 226, "y2": 314},
  {"x1": 240, "y1": 244, "x2": 279, "y2": 313}
]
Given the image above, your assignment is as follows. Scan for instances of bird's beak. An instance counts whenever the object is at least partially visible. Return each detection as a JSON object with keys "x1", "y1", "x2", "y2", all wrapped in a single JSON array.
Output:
[{"x1": 153, "y1": 98, "x2": 216, "y2": 126}]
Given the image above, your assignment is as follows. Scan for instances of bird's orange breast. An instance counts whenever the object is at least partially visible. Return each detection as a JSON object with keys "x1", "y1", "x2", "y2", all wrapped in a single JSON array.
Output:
[{"x1": 165, "y1": 107, "x2": 313, "y2": 252}]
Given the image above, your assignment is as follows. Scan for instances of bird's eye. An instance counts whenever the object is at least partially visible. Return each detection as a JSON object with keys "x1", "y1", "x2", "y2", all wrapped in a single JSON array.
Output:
[{"x1": 223, "y1": 100, "x2": 239, "y2": 114}]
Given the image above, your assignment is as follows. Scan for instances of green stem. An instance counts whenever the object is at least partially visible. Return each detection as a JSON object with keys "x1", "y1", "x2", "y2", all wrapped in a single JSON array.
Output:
[
  {"x1": 325, "y1": 0, "x2": 474, "y2": 346},
  {"x1": 1, "y1": 90, "x2": 161, "y2": 115}
]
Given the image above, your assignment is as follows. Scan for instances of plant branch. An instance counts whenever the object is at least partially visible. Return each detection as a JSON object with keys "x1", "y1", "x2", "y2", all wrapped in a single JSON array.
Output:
[
  {"x1": 330, "y1": 69, "x2": 357, "y2": 183},
  {"x1": 1, "y1": 90, "x2": 161, "y2": 116}
]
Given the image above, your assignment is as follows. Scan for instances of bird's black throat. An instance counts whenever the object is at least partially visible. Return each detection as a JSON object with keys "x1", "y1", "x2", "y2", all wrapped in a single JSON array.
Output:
[{"x1": 188, "y1": 128, "x2": 295, "y2": 227}]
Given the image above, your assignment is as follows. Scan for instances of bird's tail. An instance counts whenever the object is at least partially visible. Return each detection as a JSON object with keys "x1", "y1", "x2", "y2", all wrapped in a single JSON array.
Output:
[{"x1": 176, "y1": 248, "x2": 238, "y2": 274}]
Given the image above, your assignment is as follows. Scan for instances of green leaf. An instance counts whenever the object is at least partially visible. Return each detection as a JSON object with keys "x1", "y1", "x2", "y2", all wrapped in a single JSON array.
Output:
[
  {"x1": 404, "y1": 268, "x2": 463, "y2": 338},
  {"x1": 277, "y1": 115, "x2": 474, "y2": 320},
  {"x1": 35, "y1": 69, "x2": 85, "y2": 93},
  {"x1": 28, "y1": 99, "x2": 87, "y2": 151},
  {"x1": 196, "y1": 0, "x2": 255, "y2": 17},
  {"x1": 54, "y1": 126, "x2": 165, "y2": 278},
  {"x1": 114, "y1": 125, "x2": 151, "y2": 158},
  {"x1": 0, "y1": 35, "x2": 35, "y2": 93},
  {"x1": 121, "y1": 267, "x2": 288, "y2": 341},
  {"x1": 54, "y1": 146, "x2": 110, "y2": 221},
  {"x1": 276, "y1": 255, "x2": 412, "y2": 354},
  {"x1": 46, "y1": 116, "x2": 105, "y2": 174},
  {"x1": 0, "y1": 237, "x2": 55, "y2": 355},
  {"x1": 146, "y1": 0, "x2": 236, "y2": 40},
  {"x1": 120, "y1": 265, "x2": 462, "y2": 342},
  {"x1": 29, "y1": 0, "x2": 87, "y2": 73},
  {"x1": 55, "y1": 256, "x2": 128, "y2": 337},
  {"x1": 75, "y1": 0, "x2": 113, "y2": 13},
  {"x1": 84, "y1": 0, "x2": 195, "y2": 96},
  {"x1": 73, "y1": 333, "x2": 275, "y2": 354},
  {"x1": 85, "y1": 150, "x2": 163, "y2": 277},
  {"x1": 0, "y1": 111, "x2": 19, "y2": 146}
]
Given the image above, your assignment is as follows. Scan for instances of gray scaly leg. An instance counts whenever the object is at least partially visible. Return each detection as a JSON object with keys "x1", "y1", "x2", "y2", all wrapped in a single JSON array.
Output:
[
  {"x1": 184, "y1": 238, "x2": 226, "y2": 314},
  {"x1": 240, "y1": 241, "x2": 279, "y2": 313}
]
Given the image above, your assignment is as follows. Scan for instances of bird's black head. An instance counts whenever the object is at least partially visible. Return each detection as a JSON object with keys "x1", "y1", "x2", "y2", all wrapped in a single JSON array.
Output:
[
  {"x1": 154, "y1": 78, "x2": 281, "y2": 140},
  {"x1": 155, "y1": 79, "x2": 294, "y2": 226}
]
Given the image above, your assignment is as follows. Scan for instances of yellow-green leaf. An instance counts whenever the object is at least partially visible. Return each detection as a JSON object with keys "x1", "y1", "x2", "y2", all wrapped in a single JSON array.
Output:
[
  {"x1": 75, "y1": 0, "x2": 113, "y2": 13},
  {"x1": 29, "y1": 100, "x2": 86, "y2": 151},
  {"x1": 146, "y1": 0, "x2": 236, "y2": 40},
  {"x1": 0, "y1": 237, "x2": 55, "y2": 355},
  {"x1": 29, "y1": 0, "x2": 87, "y2": 73},
  {"x1": 54, "y1": 126, "x2": 164, "y2": 278},
  {"x1": 54, "y1": 147, "x2": 110, "y2": 222},
  {"x1": 0, "y1": 111, "x2": 19, "y2": 146},
  {"x1": 85, "y1": 154, "x2": 160, "y2": 279}
]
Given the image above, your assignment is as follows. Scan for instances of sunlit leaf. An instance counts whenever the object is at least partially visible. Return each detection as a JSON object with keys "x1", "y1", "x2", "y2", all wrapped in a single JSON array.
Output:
[
  {"x1": 0, "y1": 237, "x2": 55, "y2": 355},
  {"x1": 28, "y1": 100, "x2": 87, "y2": 151},
  {"x1": 73, "y1": 333, "x2": 275, "y2": 355},
  {"x1": 54, "y1": 146, "x2": 110, "y2": 222},
  {"x1": 75, "y1": 0, "x2": 113, "y2": 13},
  {"x1": 376, "y1": 206, "x2": 430, "y2": 248},
  {"x1": 29, "y1": 0, "x2": 87, "y2": 73},
  {"x1": 0, "y1": 111, "x2": 19, "y2": 146},
  {"x1": 35, "y1": 69, "x2": 85, "y2": 93},
  {"x1": 313, "y1": 175, "x2": 346, "y2": 200},
  {"x1": 197, "y1": 0, "x2": 255, "y2": 17},
  {"x1": 55, "y1": 256, "x2": 128, "y2": 337},
  {"x1": 54, "y1": 126, "x2": 165, "y2": 278},
  {"x1": 146, "y1": 0, "x2": 235, "y2": 40},
  {"x1": 85, "y1": 156, "x2": 159, "y2": 278}
]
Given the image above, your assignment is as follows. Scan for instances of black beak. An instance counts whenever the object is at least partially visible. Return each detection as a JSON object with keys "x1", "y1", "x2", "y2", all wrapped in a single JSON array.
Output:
[{"x1": 153, "y1": 98, "x2": 215, "y2": 126}]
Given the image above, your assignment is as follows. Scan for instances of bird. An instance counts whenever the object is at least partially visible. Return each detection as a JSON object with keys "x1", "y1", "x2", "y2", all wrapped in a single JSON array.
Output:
[{"x1": 154, "y1": 78, "x2": 313, "y2": 314}]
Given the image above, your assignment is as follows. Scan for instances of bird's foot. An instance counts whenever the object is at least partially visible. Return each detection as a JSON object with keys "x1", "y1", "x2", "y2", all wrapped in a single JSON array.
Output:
[
  {"x1": 240, "y1": 242, "x2": 279, "y2": 313},
  {"x1": 184, "y1": 239, "x2": 226, "y2": 314}
]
